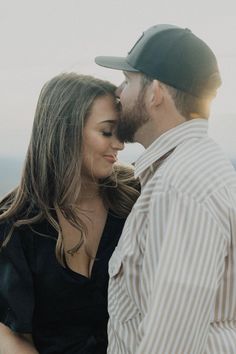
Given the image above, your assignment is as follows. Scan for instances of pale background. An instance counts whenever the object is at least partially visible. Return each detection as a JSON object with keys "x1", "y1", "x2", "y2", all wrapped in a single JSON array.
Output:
[{"x1": 0, "y1": 0, "x2": 236, "y2": 195}]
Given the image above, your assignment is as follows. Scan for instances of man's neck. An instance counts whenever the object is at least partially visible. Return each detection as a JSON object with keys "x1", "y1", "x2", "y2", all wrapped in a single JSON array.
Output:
[{"x1": 135, "y1": 113, "x2": 187, "y2": 148}]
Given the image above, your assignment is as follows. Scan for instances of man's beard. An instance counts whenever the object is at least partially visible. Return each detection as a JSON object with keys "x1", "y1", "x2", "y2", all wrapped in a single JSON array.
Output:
[{"x1": 116, "y1": 91, "x2": 150, "y2": 143}]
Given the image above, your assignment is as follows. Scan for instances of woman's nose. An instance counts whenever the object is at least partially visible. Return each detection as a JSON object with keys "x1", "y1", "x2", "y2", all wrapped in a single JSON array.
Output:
[
  {"x1": 115, "y1": 81, "x2": 125, "y2": 98},
  {"x1": 112, "y1": 136, "x2": 124, "y2": 151}
]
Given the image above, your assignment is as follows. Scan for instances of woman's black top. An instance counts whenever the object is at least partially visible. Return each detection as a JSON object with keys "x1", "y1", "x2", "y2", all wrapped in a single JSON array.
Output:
[{"x1": 0, "y1": 211, "x2": 125, "y2": 353}]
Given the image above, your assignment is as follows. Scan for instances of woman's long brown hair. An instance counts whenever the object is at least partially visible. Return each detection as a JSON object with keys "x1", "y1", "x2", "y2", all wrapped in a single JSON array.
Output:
[{"x1": 0, "y1": 73, "x2": 140, "y2": 263}]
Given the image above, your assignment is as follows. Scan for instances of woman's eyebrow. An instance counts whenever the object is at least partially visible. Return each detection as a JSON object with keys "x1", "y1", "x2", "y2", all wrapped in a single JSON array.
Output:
[{"x1": 98, "y1": 119, "x2": 117, "y2": 124}]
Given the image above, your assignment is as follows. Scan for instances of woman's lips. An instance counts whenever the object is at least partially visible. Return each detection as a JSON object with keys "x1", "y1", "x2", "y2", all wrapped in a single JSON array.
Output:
[{"x1": 103, "y1": 155, "x2": 117, "y2": 163}]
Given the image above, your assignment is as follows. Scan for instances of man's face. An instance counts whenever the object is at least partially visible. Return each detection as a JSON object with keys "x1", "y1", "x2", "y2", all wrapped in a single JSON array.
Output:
[{"x1": 116, "y1": 72, "x2": 150, "y2": 143}]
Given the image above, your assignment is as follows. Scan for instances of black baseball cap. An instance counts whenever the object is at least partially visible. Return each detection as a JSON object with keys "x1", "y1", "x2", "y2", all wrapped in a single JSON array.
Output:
[{"x1": 95, "y1": 24, "x2": 221, "y2": 97}]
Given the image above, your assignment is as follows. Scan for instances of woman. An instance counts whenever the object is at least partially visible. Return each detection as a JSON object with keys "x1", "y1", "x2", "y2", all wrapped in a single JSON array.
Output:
[{"x1": 0, "y1": 73, "x2": 140, "y2": 353}]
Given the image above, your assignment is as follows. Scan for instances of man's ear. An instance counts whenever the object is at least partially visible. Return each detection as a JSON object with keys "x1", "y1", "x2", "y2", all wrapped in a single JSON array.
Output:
[{"x1": 147, "y1": 80, "x2": 164, "y2": 107}]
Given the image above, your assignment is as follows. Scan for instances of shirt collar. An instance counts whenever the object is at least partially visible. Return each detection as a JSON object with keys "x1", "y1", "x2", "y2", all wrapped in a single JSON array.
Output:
[{"x1": 134, "y1": 118, "x2": 208, "y2": 179}]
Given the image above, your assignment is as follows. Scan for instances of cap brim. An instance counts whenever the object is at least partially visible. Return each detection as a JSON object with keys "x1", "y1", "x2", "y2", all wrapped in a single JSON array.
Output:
[{"x1": 95, "y1": 56, "x2": 139, "y2": 72}]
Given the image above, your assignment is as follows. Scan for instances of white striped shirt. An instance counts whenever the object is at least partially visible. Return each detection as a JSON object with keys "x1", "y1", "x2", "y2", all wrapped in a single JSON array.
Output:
[{"x1": 108, "y1": 119, "x2": 236, "y2": 354}]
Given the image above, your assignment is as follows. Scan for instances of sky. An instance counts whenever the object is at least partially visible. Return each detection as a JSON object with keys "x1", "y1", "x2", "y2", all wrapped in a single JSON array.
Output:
[{"x1": 0, "y1": 0, "x2": 236, "y2": 163}]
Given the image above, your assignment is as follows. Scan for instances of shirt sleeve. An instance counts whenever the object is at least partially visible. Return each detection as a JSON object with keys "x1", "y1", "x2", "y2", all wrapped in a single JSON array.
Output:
[
  {"x1": 0, "y1": 224, "x2": 34, "y2": 333},
  {"x1": 136, "y1": 189, "x2": 228, "y2": 354}
]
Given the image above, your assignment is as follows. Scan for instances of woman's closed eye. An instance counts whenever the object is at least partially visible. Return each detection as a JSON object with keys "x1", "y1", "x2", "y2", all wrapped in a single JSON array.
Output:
[{"x1": 102, "y1": 131, "x2": 113, "y2": 137}]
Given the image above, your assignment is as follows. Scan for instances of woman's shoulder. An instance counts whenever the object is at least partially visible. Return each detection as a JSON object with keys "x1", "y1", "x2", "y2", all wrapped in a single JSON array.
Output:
[
  {"x1": 0, "y1": 217, "x2": 56, "y2": 251},
  {"x1": 114, "y1": 163, "x2": 141, "y2": 192},
  {"x1": 102, "y1": 163, "x2": 140, "y2": 218},
  {"x1": 0, "y1": 220, "x2": 11, "y2": 243}
]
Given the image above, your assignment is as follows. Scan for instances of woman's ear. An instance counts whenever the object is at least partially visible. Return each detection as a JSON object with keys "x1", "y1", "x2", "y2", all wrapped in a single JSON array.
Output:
[{"x1": 147, "y1": 80, "x2": 164, "y2": 108}]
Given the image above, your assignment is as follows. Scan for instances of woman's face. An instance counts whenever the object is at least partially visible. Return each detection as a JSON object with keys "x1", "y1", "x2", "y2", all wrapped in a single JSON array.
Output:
[{"x1": 81, "y1": 95, "x2": 124, "y2": 181}]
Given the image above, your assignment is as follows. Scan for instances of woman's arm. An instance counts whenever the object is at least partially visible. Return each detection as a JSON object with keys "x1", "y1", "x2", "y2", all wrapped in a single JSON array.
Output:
[{"x1": 0, "y1": 323, "x2": 39, "y2": 354}]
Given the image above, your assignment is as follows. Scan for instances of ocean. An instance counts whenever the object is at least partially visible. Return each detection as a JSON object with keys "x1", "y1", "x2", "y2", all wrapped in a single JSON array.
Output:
[{"x1": 0, "y1": 156, "x2": 24, "y2": 198}]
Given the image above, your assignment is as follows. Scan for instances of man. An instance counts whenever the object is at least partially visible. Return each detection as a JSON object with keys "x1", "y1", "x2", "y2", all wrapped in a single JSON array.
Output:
[{"x1": 95, "y1": 24, "x2": 236, "y2": 353}]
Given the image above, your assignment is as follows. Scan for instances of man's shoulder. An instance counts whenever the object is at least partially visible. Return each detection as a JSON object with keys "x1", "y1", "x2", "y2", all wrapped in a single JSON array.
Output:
[{"x1": 153, "y1": 136, "x2": 236, "y2": 200}]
